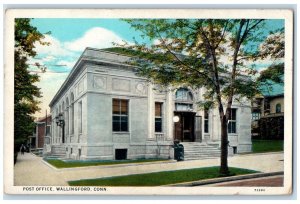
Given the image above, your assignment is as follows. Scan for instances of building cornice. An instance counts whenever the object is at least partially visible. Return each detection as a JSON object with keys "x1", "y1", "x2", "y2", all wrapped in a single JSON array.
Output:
[{"x1": 49, "y1": 47, "x2": 137, "y2": 107}]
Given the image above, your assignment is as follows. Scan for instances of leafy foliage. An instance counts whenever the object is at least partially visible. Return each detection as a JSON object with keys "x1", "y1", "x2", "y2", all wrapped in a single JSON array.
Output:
[
  {"x1": 122, "y1": 19, "x2": 282, "y2": 175},
  {"x1": 256, "y1": 29, "x2": 284, "y2": 95},
  {"x1": 14, "y1": 18, "x2": 49, "y2": 154},
  {"x1": 257, "y1": 63, "x2": 284, "y2": 84}
]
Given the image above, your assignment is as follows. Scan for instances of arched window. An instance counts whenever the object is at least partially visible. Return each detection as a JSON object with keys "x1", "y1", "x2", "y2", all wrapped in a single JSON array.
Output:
[
  {"x1": 175, "y1": 88, "x2": 193, "y2": 111},
  {"x1": 276, "y1": 103, "x2": 281, "y2": 113},
  {"x1": 175, "y1": 88, "x2": 193, "y2": 101},
  {"x1": 70, "y1": 93, "x2": 74, "y2": 134}
]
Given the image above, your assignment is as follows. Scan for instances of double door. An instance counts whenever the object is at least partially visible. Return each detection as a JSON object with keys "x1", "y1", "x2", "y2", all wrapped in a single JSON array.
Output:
[{"x1": 174, "y1": 112, "x2": 202, "y2": 142}]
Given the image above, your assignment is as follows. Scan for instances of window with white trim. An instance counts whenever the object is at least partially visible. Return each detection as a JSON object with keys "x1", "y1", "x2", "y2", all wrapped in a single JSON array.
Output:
[
  {"x1": 228, "y1": 108, "x2": 237, "y2": 134},
  {"x1": 155, "y1": 102, "x2": 163, "y2": 132},
  {"x1": 204, "y1": 109, "x2": 209, "y2": 133},
  {"x1": 113, "y1": 99, "x2": 129, "y2": 132}
]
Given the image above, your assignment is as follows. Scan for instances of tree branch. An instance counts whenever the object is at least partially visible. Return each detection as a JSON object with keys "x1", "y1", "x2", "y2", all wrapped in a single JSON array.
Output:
[{"x1": 153, "y1": 24, "x2": 217, "y2": 88}]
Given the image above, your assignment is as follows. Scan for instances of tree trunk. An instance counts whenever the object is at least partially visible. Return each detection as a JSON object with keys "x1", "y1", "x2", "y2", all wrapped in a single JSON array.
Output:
[{"x1": 220, "y1": 116, "x2": 229, "y2": 176}]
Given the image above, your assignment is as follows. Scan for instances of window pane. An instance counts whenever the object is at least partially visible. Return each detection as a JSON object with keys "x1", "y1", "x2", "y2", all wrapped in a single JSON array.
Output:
[
  {"x1": 121, "y1": 100, "x2": 128, "y2": 115},
  {"x1": 228, "y1": 121, "x2": 236, "y2": 134},
  {"x1": 121, "y1": 116, "x2": 128, "y2": 131},
  {"x1": 228, "y1": 109, "x2": 236, "y2": 120},
  {"x1": 232, "y1": 109, "x2": 236, "y2": 120},
  {"x1": 204, "y1": 120, "x2": 209, "y2": 133},
  {"x1": 121, "y1": 122, "x2": 128, "y2": 131},
  {"x1": 155, "y1": 103, "x2": 162, "y2": 117},
  {"x1": 176, "y1": 90, "x2": 183, "y2": 100},
  {"x1": 113, "y1": 122, "x2": 120, "y2": 131},
  {"x1": 155, "y1": 118, "x2": 162, "y2": 132},
  {"x1": 232, "y1": 122, "x2": 236, "y2": 133},
  {"x1": 121, "y1": 116, "x2": 128, "y2": 122},
  {"x1": 113, "y1": 99, "x2": 120, "y2": 114},
  {"x1": 113, "y1": 116, "x2": 120, "y2": 131}
]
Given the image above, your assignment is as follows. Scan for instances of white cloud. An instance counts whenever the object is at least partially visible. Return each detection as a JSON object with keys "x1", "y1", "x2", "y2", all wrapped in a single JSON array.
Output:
[
  {"x1": 64, "y1": 27, "x2": 127, "y2": 52},
  {"x1": 33, "y1": 27, "x2": 131, "y2": 118},
  {"x1": 34, "y1": 35, "x2": 73, "y2": 57},
  {"x1": 56, "y1": 60, "x2": 77, "y2": 69}
]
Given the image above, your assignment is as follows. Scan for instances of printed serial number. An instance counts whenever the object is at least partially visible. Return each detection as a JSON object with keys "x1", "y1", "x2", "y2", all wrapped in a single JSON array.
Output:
[{"x1": 254, "y1": 188, "x2": 266, "y2": 192}]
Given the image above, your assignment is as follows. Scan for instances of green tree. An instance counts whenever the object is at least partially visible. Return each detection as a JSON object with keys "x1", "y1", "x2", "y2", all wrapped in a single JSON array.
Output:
[
  {"x1": 14, "y1": 18, "x2": 48, "y2": 161},
  {"x1": 123, "y1": 19, "x2": 271, "y2": 175},
  {"x1": 257, "y1": 30, "x2": 284, "y2": 89}
]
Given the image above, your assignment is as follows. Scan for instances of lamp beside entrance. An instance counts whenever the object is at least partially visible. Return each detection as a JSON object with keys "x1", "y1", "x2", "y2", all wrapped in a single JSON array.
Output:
[{"x1": 173, "y1": 116, "x2": 180, "y2": 123}]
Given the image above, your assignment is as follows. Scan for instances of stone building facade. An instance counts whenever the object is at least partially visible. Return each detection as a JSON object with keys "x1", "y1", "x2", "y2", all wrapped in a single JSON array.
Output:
[{"x1": 48, "y1": 47, "x2": 252, "y2": 160}]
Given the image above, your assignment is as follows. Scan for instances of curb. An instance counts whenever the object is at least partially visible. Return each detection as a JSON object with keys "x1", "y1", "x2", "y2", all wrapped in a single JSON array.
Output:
[{"x1": 166, "y1": 171, "x2": 284, "y2": 186}]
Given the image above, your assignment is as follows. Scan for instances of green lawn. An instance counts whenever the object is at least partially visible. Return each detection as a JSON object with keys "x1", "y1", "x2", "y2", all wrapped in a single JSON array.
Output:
[
  {"x1": 252, "y1": 140, "x2": 284, "y2": 153},
  {"x1": 68, "y1": 166, "x2": 258, "y2": 186},
  {"x1": 45, "y1": 158, "x2": 169, "y2": 168}
]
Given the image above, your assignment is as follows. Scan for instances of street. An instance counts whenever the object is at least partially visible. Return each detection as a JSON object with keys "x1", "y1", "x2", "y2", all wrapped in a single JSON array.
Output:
[{"x1": 205, "y1": 175, "x2": 283, "y2": 187}]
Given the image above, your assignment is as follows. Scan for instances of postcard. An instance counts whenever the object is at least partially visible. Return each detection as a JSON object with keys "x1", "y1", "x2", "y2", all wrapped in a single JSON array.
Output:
[{"x1": 4, "y1": 8, "x2": 293, "y2": 195}]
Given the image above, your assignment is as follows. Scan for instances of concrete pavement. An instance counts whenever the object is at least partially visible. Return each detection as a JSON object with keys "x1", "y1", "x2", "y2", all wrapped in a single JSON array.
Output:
[{"x1": 14, "y1": 152, "x2": 284, "y2": 186}]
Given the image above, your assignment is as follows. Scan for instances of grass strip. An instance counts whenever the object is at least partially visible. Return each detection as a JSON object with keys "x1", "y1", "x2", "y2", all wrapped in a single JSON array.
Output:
[
  {"x1": 252, "y1": 140, "x2": 283, "y2": 153},
  {"x1": 68, "y1": 166, "x2": 258, "y2": 186},
  {"x1": 45, "y1": 158, "x2": 169, "y2": 168}
]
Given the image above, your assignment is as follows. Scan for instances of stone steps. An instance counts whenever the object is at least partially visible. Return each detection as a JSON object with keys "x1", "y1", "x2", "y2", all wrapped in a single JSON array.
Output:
[
  {"x1": 50, "y1": 145, "x2": 66, "y2": 158},
  {"x1": 181, "y1": 142, "x2": 221, "y2": 160}
]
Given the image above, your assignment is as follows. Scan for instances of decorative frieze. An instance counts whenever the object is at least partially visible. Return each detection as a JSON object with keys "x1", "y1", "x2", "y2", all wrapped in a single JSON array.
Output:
[
  {"x1": 93, "y1": 76, "x2": 107, "y2": 89},
  {"x1": 135, "y1": 82, "x2": 147, "y2": 95},
  {"x1": 112, "y1": 78, "x2": 131, "y2": 92}
]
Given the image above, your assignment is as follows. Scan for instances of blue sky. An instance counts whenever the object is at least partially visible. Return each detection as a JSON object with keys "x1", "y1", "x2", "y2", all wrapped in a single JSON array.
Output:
[
  {"x1": 31, "y1": 18, "x2": 146, "y2": 42},
  {"x1": 29, "y1": 18, "x2": 284, "y2": 118}
]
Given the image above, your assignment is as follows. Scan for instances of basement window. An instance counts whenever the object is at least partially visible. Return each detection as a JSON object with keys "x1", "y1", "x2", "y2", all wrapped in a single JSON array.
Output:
[{"x1": 115, "y1": 149, "x2": 127, "y2": 160}]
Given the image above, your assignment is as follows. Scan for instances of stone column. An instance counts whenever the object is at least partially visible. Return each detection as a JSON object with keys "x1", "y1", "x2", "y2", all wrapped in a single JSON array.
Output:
[
  {"x1": 166, "y1": 88, "x2": 173, "y2": 140},
  {"x1": 148, "y1": 84, "x2": 154, "y2": 139}
]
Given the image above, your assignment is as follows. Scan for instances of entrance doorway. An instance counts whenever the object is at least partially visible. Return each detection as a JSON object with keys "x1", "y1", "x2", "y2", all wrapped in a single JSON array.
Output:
[{"x1": 174, "y1": 112, "x2": 196, "y2": 142}]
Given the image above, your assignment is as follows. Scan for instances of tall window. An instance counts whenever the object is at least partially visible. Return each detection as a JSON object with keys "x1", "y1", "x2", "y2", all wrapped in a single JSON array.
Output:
[
  {"x1": 228, "y1": 108, "x2": 237, "y2": 134},
  {"x1": 276, "y1": 103, "x2": 281, "y2": 113},
  {"x1": 113, "y1": 99, "x2": 129, "y2": 132},
  {"x1": 155, "y1": 102, "x2": 163, "y2": 132},
  {"x1": 204, "y1": 109, "x2": 209, "y2": 133},
  {"x1": 78, "y1": 101, "x2": 82, "y2": 134}
]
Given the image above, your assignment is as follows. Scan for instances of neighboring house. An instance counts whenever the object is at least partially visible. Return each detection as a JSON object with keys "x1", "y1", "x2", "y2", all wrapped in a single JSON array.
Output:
[
  {"x1": 48, "y1": 47, "x2": 252, "y2": 160},
  {"x1": 251, "y1": 83, "x2": 284, "y2": 140},
  {"x1": 31, "y1": 115, "x2": 52, "y2": 149}
]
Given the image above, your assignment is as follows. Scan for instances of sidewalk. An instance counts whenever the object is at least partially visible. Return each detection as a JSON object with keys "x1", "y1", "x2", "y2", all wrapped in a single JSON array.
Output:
[{"x1": 14, "y1": 152, "x2": 284, "y2": 186}]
